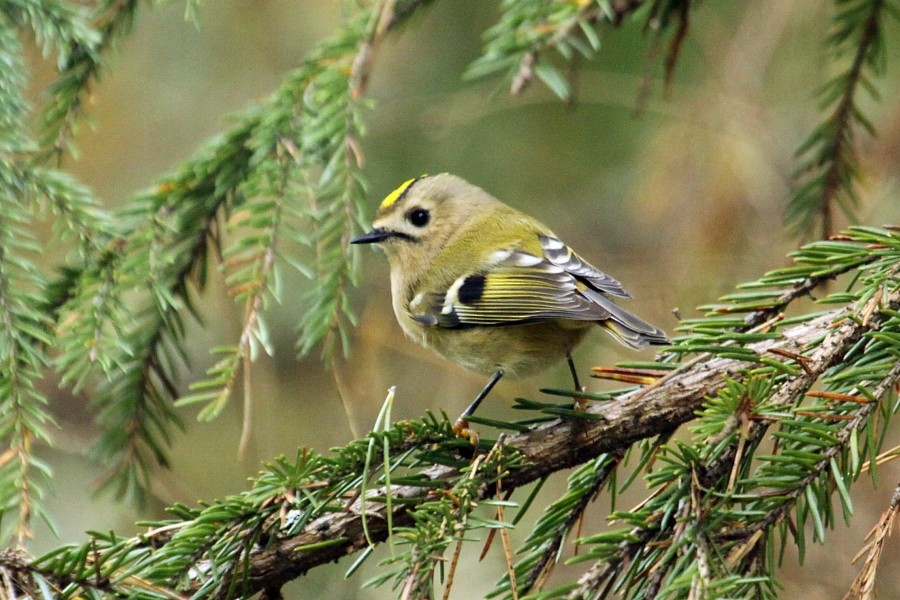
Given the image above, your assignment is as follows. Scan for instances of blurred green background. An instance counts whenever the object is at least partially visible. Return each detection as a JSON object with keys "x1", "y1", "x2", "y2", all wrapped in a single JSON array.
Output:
[{"x1": 27, "y1": 1, "x2": 899, "y2": 598}]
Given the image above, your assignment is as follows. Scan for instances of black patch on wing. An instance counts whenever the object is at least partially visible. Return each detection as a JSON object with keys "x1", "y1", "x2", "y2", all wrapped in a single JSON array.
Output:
[{"x1": 457, "y1": 274, "x2": 485, "y2": 305}]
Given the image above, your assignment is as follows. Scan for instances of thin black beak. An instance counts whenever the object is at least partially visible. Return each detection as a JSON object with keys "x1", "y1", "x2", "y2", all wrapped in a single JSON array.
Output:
[{"x1": 350, "y1": 228, "x2": 395, "y2": 244}]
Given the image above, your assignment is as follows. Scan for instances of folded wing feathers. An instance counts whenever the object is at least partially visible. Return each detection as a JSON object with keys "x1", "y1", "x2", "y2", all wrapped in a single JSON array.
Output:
[
  {"x1": 411, "y1": 237, "x2": 669, "y2": 347},
  {"x1": 539, "y1": 235, "x2": 631, "y2": 298}
]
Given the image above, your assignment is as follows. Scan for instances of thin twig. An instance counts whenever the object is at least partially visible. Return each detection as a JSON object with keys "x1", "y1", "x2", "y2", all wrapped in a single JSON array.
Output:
[{"x1": 843, "y1": 483, "x2": 900, "y2": 600}]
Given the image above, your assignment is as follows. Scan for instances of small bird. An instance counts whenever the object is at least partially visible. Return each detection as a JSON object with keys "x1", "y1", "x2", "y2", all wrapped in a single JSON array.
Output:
[{"x1": 351, "y1": 174, "x2": 669, "y2": 434}]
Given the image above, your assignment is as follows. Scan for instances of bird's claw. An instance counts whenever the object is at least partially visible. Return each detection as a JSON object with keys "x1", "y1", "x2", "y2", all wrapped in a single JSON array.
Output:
[{"x1": 452, "y1": 418, "x2": 480, "y2": 445}]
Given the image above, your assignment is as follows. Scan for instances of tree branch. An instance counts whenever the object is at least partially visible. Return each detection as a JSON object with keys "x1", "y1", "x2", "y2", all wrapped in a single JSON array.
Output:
[{"x1": 206, "y1": 290, "x2": 897, "y2": 595}]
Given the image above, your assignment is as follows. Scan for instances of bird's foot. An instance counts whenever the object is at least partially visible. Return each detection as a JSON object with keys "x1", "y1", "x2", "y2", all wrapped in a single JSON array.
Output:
[
  {"x1": 573, "y1": 388, "x2": 589, "y2": 412},
  {"x1": 452, "y1": 418, "x2": 480, "y2": 445}
]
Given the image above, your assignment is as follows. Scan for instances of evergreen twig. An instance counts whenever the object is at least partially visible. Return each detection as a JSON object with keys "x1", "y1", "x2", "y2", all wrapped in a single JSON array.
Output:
[{"x1": 788, "y1": 0, "x2": 894, "y2": 237}]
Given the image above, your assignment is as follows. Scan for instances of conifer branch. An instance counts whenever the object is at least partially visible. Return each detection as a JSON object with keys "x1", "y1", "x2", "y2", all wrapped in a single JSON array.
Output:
[
  {"x1": 564, "y1": 324, "x2": 900, "y2": 599},
  {"x1": 200, "y1": 298, "x2": 893, "y2": 595},
  {"x1": 0, "y1": 21, "x2": 55, "y2": 546},
  {"x1": 716, "y1": 361, "x2": 900, "y2": 541},
  {"x1": 557, "y1": 278, "x2": 900, "y2": 597},
  {"x1": 51, "y1": 1, "x2": 435, "y2": 499},
  {"x1": 6, "y1": 287, "x2": 891, "y2": 597},
  {"x1": 37, "y1": 0, "x2": 141, "y2": 161},
  {"x1": 465, "y1": 0, "x2": 650, "y2": 100},
  {"x1": 520, "y1": 454, "x2": 621, "y2": 595},
  {"x1": 788, "y1": 0, "x2": 893, "y2": 237},
  {"x1": 816, "y1": 0, "x2": 881, "y2": 236}
]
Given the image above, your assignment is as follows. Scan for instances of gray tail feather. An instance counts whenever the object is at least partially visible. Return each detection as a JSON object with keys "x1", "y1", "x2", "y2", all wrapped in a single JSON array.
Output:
[
  {"x1": 601, "y1": 319, "x2": 670, "y2": 350},
  {"x1": 584, "y1": 290, "x2": 671, "y2": 350}
]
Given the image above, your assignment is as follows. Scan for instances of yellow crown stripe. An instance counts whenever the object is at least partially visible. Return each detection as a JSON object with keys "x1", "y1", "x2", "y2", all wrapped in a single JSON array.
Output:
[{"x1": 379, "y1": 175, "x2": 427, "y2": 210}]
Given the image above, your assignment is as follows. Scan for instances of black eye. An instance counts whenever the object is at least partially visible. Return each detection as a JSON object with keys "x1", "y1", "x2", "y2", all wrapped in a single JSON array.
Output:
[{"x1": 407, "y1": 208, "x2": 430, "y2": 227}]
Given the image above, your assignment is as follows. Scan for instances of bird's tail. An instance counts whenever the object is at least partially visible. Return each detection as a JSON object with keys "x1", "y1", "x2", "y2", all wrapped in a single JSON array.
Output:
[
  {"x1": 585, "y1": 290, "x2": 671, "y2": 350},
  {"x1": 600, "y1": 319, "x2": 670, "y2": 350}
]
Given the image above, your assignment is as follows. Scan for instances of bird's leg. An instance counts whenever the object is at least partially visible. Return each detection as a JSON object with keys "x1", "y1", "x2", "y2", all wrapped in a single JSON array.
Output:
[
  {"x1": 453, "y1": 369, "x2": 504, "y2": 439},
  {"x1": 566, "y1": 353, "x2": 581, "y2": 391},
  {"x1": 567, "y1": 353, "x2": 589, "y2": 411}
]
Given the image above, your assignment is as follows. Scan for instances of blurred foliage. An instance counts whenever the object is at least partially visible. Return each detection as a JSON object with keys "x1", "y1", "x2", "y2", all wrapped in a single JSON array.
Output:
[{"x1": 0, "y1": 0, "x2": 897, "y2": 598}]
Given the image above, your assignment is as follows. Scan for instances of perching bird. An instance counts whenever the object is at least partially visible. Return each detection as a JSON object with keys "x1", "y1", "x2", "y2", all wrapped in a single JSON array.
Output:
[{"x1": 351, "y1": 173, "x2": 669, "y2": 433}]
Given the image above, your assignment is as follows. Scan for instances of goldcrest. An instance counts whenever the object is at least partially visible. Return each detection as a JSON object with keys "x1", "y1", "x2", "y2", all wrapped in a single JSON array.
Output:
[{"x1": 351, "y1": 174, "x2": 669, "y2": 430}]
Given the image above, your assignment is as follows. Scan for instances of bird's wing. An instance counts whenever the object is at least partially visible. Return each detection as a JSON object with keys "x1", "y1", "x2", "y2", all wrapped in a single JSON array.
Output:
[
  {"x1": 409, "y1": 236, "x2": 626, "y2": 329},
  {"x1": 538, "y1": 235, "x2": 630, "y2": 298}
]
